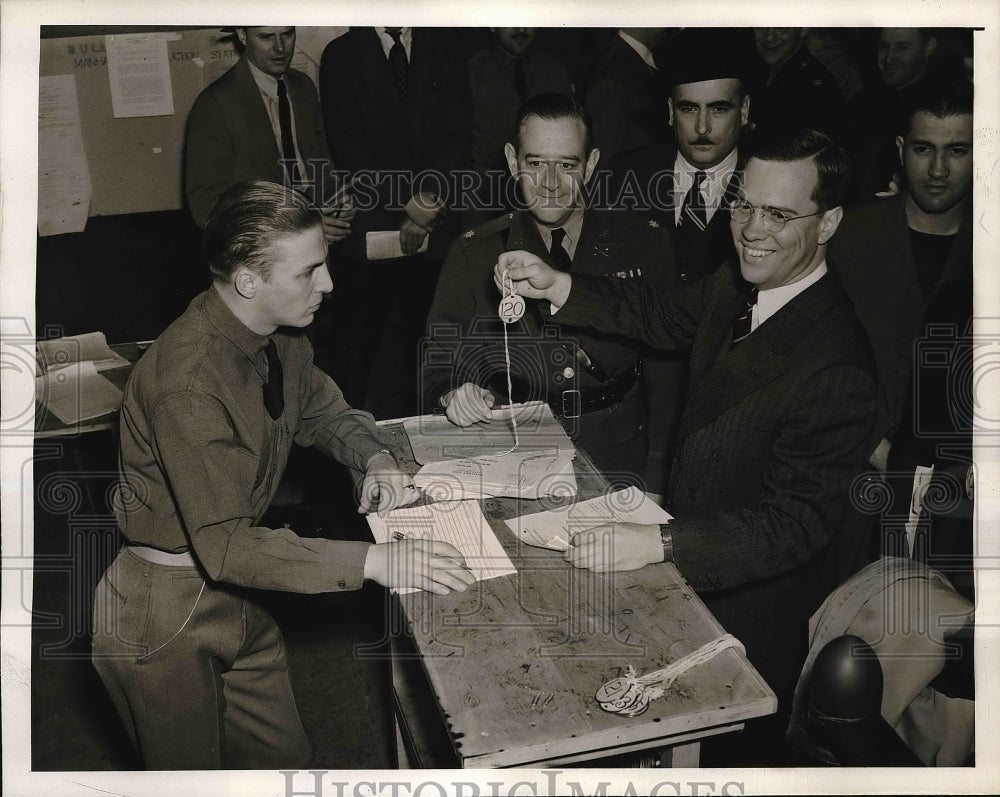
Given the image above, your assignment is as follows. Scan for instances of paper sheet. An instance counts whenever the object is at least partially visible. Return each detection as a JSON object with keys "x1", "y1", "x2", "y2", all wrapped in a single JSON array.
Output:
[
  {"x1": 365, "y1": 230, "x2": 430, "y2": 260},
  {"x1": 36, "y1": 332, "x2": 130, "y2": 374},
  {"x1": 37, "y1": 74, "x2": 92, "y2": 236},
  {"x1": 414, "y1": 447, "x2": 577, "y2": 500},
  {"x1": 404, "y1": 401, "x2": 575, "y2": 464},
  {"x1": 34, "y1": 361, "x2": 124, "y2": 425},
  {"x1": 106, "y1": 33, "x2": 175, "y2": 118},
  {"x1": 505, "y1": 486, "x2": 674, "y2": 551},
  {"x1": 366, "y1": 501, "x2": 517, "y2": 594}
]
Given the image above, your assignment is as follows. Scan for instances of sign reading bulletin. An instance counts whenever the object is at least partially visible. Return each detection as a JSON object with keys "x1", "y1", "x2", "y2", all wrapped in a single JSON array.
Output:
[{"x1": 37, "y1": 27, "x2": 343, "y2": 230}]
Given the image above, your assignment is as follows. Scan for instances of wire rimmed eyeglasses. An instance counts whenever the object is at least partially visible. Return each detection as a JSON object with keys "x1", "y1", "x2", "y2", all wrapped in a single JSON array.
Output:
[{"x1": 727, "y1": 199, "x2": 825, "y2": 232}]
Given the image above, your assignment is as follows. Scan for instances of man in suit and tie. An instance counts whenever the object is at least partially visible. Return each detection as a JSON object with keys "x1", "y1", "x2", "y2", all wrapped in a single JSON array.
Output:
[
  {"x1": 185, "y1": 27, "x2": 351, "y2": 241},
  {"x1": 318, "y1": 27, "x2": 472, "y2": 419},
  {"x1": 422, "y1": 93, "x2": 677, "y2": 491},
  {"x1": 584, "y1": 28, "x2": 670, "y2": 167},
  {"x1": 497, "y1": 127, "x2": 878, "y2": 764}
]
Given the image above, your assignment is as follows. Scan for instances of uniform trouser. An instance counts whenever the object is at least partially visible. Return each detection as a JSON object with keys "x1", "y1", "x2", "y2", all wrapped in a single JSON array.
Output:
[{"x1": 91, "y1": 547, "x2": 312, "y2": 769}]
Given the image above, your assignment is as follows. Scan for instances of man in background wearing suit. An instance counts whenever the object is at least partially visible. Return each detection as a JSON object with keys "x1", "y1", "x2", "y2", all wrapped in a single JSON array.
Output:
[
  {"x1": 319, "y1": 26, "x2": 471, "y2": 419},
  {"x1": 422, "y1": 93, "x2": 677, "y2": 491},
  {"x1": 497, "y1": 128, "x2": 878, "y2": 765},
  {"x1": 830, "y1": 77, "x2": 972, "y2": 476},
  {"x1": 607, "y1": 29, "x2": 750, "y2": 488},
  {"x1": 584, "y1": 28, "x2": 670, "y2": 167},
  {"x1": 185, "y1": 27, "x2": 351, "y2": 241}
]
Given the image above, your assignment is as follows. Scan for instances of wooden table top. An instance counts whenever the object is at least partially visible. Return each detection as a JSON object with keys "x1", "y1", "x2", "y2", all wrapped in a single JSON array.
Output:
[{"x1": 377, "y1": 421, "x2": 777, "y2": 768}]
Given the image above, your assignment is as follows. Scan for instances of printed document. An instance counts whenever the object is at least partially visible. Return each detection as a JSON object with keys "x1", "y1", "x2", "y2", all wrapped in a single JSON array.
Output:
[{"x1": 367, "y1": 501, "x2": 516, "y2": 594}]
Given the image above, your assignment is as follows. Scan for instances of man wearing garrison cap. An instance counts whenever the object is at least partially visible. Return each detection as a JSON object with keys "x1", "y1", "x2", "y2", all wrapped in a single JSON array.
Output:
[
  {"x1": 608, "y1": 28, "x2": 751, "y2": 287},
  {"x1": 606, "y1": 29, "x2": 751, "y2": 476}
]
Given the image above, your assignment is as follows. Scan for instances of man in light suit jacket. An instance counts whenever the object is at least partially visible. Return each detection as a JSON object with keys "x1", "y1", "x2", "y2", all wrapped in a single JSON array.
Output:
[
  {"x1": 497, "y1": 128, "x2": 878, "y2": 765},
  {"x1": 185, "y1": 27, "x2": 350, "y2": 241}
]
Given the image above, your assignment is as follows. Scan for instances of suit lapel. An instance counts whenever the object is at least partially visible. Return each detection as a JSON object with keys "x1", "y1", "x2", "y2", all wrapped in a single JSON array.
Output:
[
  {"x1": 232, "y1": 58, "x2": 283, "y2": 179},
  {"x1": 677, "y1": 274, "x2": 840, "y2": 440}
]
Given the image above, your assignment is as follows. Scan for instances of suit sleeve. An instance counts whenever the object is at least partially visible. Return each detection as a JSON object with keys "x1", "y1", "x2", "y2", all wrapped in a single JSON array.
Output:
[
  {"x1": 420, "y1": 240, "x2": 488, "y2": 410},
  {"x1": 184, "y1": 91, "x2": 235, "y2": 229},
  {"x1": 669, "y1": 363, "x2": 877, "y2": 591},
  {"x1": 551, "y1": 270, "x2": 703, "y2": 351}
]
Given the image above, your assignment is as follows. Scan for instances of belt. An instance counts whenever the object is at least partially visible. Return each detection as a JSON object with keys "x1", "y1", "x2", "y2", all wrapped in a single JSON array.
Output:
[
  {"x1": 127, "y1": 545, "x2": 197, "y2": 567},
  {"x1": 552, "y1": 368, "x2": 638, "y2": 418}
]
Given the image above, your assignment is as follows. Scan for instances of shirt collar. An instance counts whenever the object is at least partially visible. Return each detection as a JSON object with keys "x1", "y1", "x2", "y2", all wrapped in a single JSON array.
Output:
[
  {"x1": 674, "y1": 148, "x2": 739, "y2": 182},
  {"x1": 204, "y1": 286, "x2": 271, "y2": 364},
  {"x1": 377, "y1": 27, "x2": 412, "y2": 58},
  {"x1": 756, "y1": 260, "x2": 828, "y2": 327},
  {"x1": 245, "y1": 56, "x2": 282, "y2": 100},
  {"x1": 618, "y1": 30, "x2": 657, "y2": 70},
  {"x1": 533, "y1": 208, "x2": 585, "y2": 253}
]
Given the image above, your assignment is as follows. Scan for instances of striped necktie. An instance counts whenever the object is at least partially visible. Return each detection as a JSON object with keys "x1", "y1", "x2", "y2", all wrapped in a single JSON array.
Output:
[
  {"x1": 731, "y1": 289, "x2": 758, "y2": 343},
  {"x1": 681, "y1": 170, "x2": 708, "y2": 231}
]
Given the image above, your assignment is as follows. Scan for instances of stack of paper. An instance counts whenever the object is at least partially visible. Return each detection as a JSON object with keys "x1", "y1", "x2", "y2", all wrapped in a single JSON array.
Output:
[
  {"x1": 505, "y1": 486, "x2": 674, "y2": 551},
  {"x1": 414, "y1": 447, "x2": 577, "y2": 500},
  {"x1": 35, "y1": 332, "x2": 127, "y2": 425},
  {"x1": 367, "y1": 501, "x2": 517, "y2": 594},
  {"x1": 403, "y1": 401, "x2": 575, "y2": 463}
]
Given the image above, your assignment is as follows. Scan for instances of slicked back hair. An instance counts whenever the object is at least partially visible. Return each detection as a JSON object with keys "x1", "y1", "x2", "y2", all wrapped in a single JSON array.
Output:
[
  {"x1": 743, "y1": 127, "x2": 852, "y2": 210},
  {"x1": 513, "y1": 92, "x2": 594, "y2": 154},
  {"x1": 204, "y1": 179, "x2": 323, "y2": 283}
]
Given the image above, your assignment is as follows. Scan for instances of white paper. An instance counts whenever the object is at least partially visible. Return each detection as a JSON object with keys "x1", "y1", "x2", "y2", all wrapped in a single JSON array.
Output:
[
  {"x1": 505, "y1": 486, "x2": 674, "y2": 551},
  {"x1": 366, "y1": 501, "x2": 517, "y2": 594},
  {"x1": 34, "y1": 361, "x2": 123, "y2": 425},
  {"x1": 36, "y1": 332, "x2": 130, "y2": 374},
  {"x1": 414, "y1": 448, "x2": 577, "y2": 500},
  {"x1": 106, "y1": 33, "x2": 175, "y2": 118},
  {"x1": 365, "y1": 230, "x2": 430, "y2": 261},
  {"x1": 37, "y1": 75, "x2": 92, "y2": 236},
  {"x1": 404, "y1": 401, "x2": 575, "y2": 464}
]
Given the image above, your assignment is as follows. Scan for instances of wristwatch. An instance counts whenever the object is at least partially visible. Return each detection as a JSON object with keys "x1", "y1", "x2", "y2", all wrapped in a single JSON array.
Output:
[{"x1": 660, "y1": 524, "x2": 673, "y2": 563}]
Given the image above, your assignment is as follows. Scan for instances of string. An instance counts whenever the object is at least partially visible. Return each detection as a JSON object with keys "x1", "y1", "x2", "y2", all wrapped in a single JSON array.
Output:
[
  {"x1": 136, "y1": 581, "x2": 207, "y2": 662},
  {"x1": 494, "y1": 269, "x2": 520, "y2": 456}
]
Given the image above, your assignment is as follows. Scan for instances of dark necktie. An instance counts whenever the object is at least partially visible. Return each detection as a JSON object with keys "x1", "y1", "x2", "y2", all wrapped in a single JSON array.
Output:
[
  {"x1": 263, "y1": 339, "x2": 284, "y2": 420},
  {"x1": 276, "y1": 78, "x2": 300, "y2": 182},
  {"x1": 681, "y1": 170, "x2": 708, "y2": 231},
  {"x1": 731, "y1": 289, "x2": 758, "y2": 344},
  {"x1": 549, "y1": 227, "x2": 573, "y2": 272},
  {"x1": 514, "y1": 57, "x2": 528, "y2": 102},
  {"x1": 386, "y1": 28, "x2": 409, "y2": 100}
]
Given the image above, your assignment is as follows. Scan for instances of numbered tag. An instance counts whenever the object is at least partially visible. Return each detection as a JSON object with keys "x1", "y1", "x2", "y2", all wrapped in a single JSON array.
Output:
[{"x1": 498, "y1": 293, "x2": 525, "y2": 324}]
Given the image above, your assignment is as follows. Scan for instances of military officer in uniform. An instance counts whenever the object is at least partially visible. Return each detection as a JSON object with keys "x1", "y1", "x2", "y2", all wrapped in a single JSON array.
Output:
[{"x1": 422, "y1": 93, "x2": 677, "y2": 491}]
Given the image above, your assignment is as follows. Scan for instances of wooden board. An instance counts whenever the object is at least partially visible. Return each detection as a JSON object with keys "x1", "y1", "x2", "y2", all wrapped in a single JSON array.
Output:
[{"x1": 378, "y1": 423, "x2": 777, "y2": 768}]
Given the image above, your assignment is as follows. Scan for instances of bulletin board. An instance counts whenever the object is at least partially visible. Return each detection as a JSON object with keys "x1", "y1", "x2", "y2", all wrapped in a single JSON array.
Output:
[{"x1": 38, "y1": 27, "x2": 344, "y2": 225}]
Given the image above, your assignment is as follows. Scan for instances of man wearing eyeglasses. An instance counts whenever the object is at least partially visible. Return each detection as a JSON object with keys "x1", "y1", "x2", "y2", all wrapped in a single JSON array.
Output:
[{"x1": 496, "y1": 127, "x2": 878, "y2": 765}]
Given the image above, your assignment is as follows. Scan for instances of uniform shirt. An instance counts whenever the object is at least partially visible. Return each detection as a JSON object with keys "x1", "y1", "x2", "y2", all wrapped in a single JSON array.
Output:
[
  {"x1": 246, "y1": 59, "x2": 306, "y2": 180},
  {"x1": 534, "y1": 209, "x2": 584, "y2": 262},
  {"x1": 116, "y1": 288, "x2": 383, "y2": 593}
]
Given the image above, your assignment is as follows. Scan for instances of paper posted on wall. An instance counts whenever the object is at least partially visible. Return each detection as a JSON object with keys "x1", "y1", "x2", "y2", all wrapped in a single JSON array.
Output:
[{"x1": 505, "y1": 486, "x2": 673, "y2": 552}]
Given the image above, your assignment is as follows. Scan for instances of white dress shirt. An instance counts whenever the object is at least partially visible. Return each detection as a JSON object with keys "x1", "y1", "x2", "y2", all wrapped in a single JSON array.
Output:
[
  {"x1": 377, "y1": 27, "x2": 412, "y2": 60},
  {"x1": 246, "y1": 59, "x2": 305, "y2": 179},
  {"x1": 617, "y1": 30, "x2": 657, "y2": 71},
  {"x1": 753, "y1": 260, "x2": 829, "y2": 331},
  {"x1": 672, "y1": 148, "x2": 739, "y2": 227}
]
